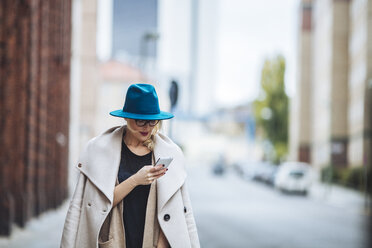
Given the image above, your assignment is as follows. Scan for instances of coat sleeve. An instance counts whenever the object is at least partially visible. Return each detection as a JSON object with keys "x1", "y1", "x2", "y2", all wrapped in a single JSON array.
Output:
[
  {"x1": 180, "y1": 181, "x2": 200, "y2": 248},
  {"x1": 60, "y1": 170, "x2": 87, "y2": 248}
]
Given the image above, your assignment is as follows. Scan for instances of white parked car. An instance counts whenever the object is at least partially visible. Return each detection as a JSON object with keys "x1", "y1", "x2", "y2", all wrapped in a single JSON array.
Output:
[
  {"x1": 235, "y1": 160, "x2": 275, "y2": 182},
  {"x1": 274, "y1": 162, "x2": 313, "y2": 195}
]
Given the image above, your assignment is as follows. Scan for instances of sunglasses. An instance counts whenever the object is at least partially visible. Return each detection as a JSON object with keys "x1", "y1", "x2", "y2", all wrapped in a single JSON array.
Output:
[{"x1": 135, "y1": 119, "x2": 159, "y2": 127}]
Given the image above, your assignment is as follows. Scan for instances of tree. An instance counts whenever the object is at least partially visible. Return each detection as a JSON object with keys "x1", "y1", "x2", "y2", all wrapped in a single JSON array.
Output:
[{"x1": 254, "y1": 55, "x2": 288, "y2": 164}]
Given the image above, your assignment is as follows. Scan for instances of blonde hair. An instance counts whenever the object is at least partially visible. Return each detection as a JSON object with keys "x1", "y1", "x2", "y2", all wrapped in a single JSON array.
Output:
[{"x1": 143, "y1": 120, "x2": 162, "y2": 151}]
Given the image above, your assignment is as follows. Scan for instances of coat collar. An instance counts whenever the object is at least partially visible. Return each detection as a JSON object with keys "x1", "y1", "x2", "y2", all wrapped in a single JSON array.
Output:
[
  {"x1": 76, "y1": 125, "x2": 186, "y2": 210},
  {"x1": 153, "y1": 132, "x2": 187, "y2": 211}
]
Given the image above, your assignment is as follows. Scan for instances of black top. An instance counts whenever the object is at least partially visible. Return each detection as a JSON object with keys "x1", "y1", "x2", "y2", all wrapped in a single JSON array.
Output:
[{"x1": 117, "y1": 138, "x2": 152, "y2": 248}]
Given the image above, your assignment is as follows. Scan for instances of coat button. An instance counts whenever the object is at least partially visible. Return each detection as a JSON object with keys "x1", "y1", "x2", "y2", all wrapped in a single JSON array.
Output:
[
  {"x1": 78, "y1": 163, "x2": 82, "y2": 168},
  {"x1": 87, "y1": 202, "x2": 91, "y2": 206},
  {"x1": 163, "y1": 214, "x2": 170, "y2": 221},
  {"x1": 184, "y1": 207, "x2": 187, "y2": 213}
]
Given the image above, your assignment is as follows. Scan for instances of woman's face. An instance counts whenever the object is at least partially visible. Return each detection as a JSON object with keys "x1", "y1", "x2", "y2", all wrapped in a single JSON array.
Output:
[{"x1": 125, "y1": 118, "x2": 155, "y2": 143}]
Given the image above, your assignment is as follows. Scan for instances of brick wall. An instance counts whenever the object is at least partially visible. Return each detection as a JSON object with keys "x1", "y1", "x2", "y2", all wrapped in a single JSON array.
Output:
[{"x1": 0, "y1": 0, "x2": 71, "y2": 236}]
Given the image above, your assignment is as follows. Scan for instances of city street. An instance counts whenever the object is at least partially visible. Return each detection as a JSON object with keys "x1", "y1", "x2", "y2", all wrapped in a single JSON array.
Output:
[
  {"x1": 0, "y1": 163, "x2": 368, "y2": 248},
  {"x1": 187, "y1": 164, "x2": 368, "y2": 248},
  {"x1": 2, "y1": 0, "x2": 371, "y2": 247}
]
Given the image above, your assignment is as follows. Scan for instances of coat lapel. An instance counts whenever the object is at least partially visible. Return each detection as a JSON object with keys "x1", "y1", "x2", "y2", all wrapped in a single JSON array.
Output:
[
  {"x1": 154, "y1": 132, "x2": 187, "y2": 211},
  {"x1": 77, "y1": 125, "x2": 125, "y2": 205}
]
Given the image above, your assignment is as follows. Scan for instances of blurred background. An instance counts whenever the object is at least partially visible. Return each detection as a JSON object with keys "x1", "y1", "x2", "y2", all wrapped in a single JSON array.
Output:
[{"x1": 0, "y1": 0, "x2": 371, "y2": 247}]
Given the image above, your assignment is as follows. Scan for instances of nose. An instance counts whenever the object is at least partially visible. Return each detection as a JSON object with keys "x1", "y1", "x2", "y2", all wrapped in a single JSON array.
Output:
[{"x1": 142, "y1": 123, "x2": 151, "y2": 130}]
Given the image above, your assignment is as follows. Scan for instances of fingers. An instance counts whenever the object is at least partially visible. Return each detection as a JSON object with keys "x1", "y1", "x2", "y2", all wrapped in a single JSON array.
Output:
[
  {"x1": 147, "y1": 173, "x2": 165, "y2": 183},
  {"x1": 149, "y1": 164, "x2": 165, "y2": 172},
  {"x1": 147, "y1": 169, "x2": 166, "y2": 179},
  {"x1": 147, "y1": 177, "x2": 155, "y2": 184},
  {"x1": 146, "y1": 174, "x2": 163, "y2": 183},
  {"x1": 153, "y1": 172, "x2": 165, "y2": 179},
  {"x1": 153, "y1": 168, "x2": 167, "y2": 176},
  {"x1": 146, "y1": 169, "x2": 167, "y2": 183},
  {"x1": 139, "y1": 165, "x2": 167, "y2": 185}
]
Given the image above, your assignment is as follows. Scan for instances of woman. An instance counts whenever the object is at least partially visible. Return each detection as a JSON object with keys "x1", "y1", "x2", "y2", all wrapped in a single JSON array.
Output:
[{"x1": 60, "y1": 84, "x2": 200, "y2": 248}]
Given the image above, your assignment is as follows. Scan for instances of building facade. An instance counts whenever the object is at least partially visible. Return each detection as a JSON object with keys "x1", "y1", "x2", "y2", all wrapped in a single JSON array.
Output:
[
  {"x1": 0, "y1": 0, "x2": 71, "y2": 236},
  {"x1": 290, "y1": 0, "x2": 313, "y2": 164},
  {"x1": 348, "y1": 0, "x2": 372, "y2": 168},
  {"x1": 290, "y1": 0, "x2": 371, "y2": 170}
]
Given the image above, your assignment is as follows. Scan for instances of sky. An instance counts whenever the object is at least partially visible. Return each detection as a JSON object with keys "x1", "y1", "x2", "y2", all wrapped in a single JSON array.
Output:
[{"x1": 215, "y1": 0, "x2": 299, "y2": 107}]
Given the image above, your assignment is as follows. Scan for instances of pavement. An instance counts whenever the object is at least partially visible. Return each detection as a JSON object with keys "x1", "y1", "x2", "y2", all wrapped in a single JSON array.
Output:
[
  {"x1": 0, "y1": 200, "x2": 69, "y2": 248},
  {"x1": 309, "y1": 180, "x2": 370, "y2": 215}
]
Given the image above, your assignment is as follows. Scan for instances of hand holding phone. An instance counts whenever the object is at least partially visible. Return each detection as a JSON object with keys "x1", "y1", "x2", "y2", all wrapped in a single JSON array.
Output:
[{"x1": 154, "y1": 157, "x2": 173, "y2": 168}]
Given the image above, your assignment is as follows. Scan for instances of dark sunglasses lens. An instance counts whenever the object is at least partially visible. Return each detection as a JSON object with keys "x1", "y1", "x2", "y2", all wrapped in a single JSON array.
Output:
[
  {"x1": 136, "y1": 120, "x2": 146, "y2": 126},
  {"x1": 149, "y1": 120, "x2": 158, "y2": 126}
]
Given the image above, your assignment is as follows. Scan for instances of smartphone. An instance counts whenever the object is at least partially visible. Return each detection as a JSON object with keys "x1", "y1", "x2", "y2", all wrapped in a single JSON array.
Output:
[{"x1": 154, "y1": 157, "x2": 173, "y2": 168}]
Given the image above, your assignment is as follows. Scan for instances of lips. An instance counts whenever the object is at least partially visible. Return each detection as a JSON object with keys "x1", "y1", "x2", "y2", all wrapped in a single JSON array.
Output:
[{"x1": 140, "y1": 132, "x2": 149, "y2": 136}]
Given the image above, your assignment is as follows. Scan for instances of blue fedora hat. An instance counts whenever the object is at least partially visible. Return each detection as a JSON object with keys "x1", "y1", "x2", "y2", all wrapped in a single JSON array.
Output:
[{"x1": 109, "y1": 84, "x2": 174, "y2": 120}]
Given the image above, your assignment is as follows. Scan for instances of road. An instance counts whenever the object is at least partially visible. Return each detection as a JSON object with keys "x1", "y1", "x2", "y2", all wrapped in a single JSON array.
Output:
[{"x1": 187, "y1": 164, "x2": 368, "y2": 248}]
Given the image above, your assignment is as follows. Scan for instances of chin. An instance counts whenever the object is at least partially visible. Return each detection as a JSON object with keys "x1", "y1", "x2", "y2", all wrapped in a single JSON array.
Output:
[{"x1": 138, "y1": 134, "x2": 150, "y2": 142}]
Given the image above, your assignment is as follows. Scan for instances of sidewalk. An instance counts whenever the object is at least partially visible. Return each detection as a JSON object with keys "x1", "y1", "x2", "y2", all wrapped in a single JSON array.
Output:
[
  {"x1": 309, "y1": 181, "x2": 369, "y2": 215},
  {"x1": 0, "y1": 200, "x2": 69, "y2": 248}
]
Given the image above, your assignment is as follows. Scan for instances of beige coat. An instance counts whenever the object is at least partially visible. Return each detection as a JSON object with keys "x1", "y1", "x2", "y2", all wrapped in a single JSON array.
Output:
[{"x1": 60, "y1": 125, "x2": 200, "y2": 248}]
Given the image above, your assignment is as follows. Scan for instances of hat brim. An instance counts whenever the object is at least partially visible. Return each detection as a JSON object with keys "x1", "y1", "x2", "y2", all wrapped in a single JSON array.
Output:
[{"x1": 109, "y1": 110, "x2": 174, "y2": 120}]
